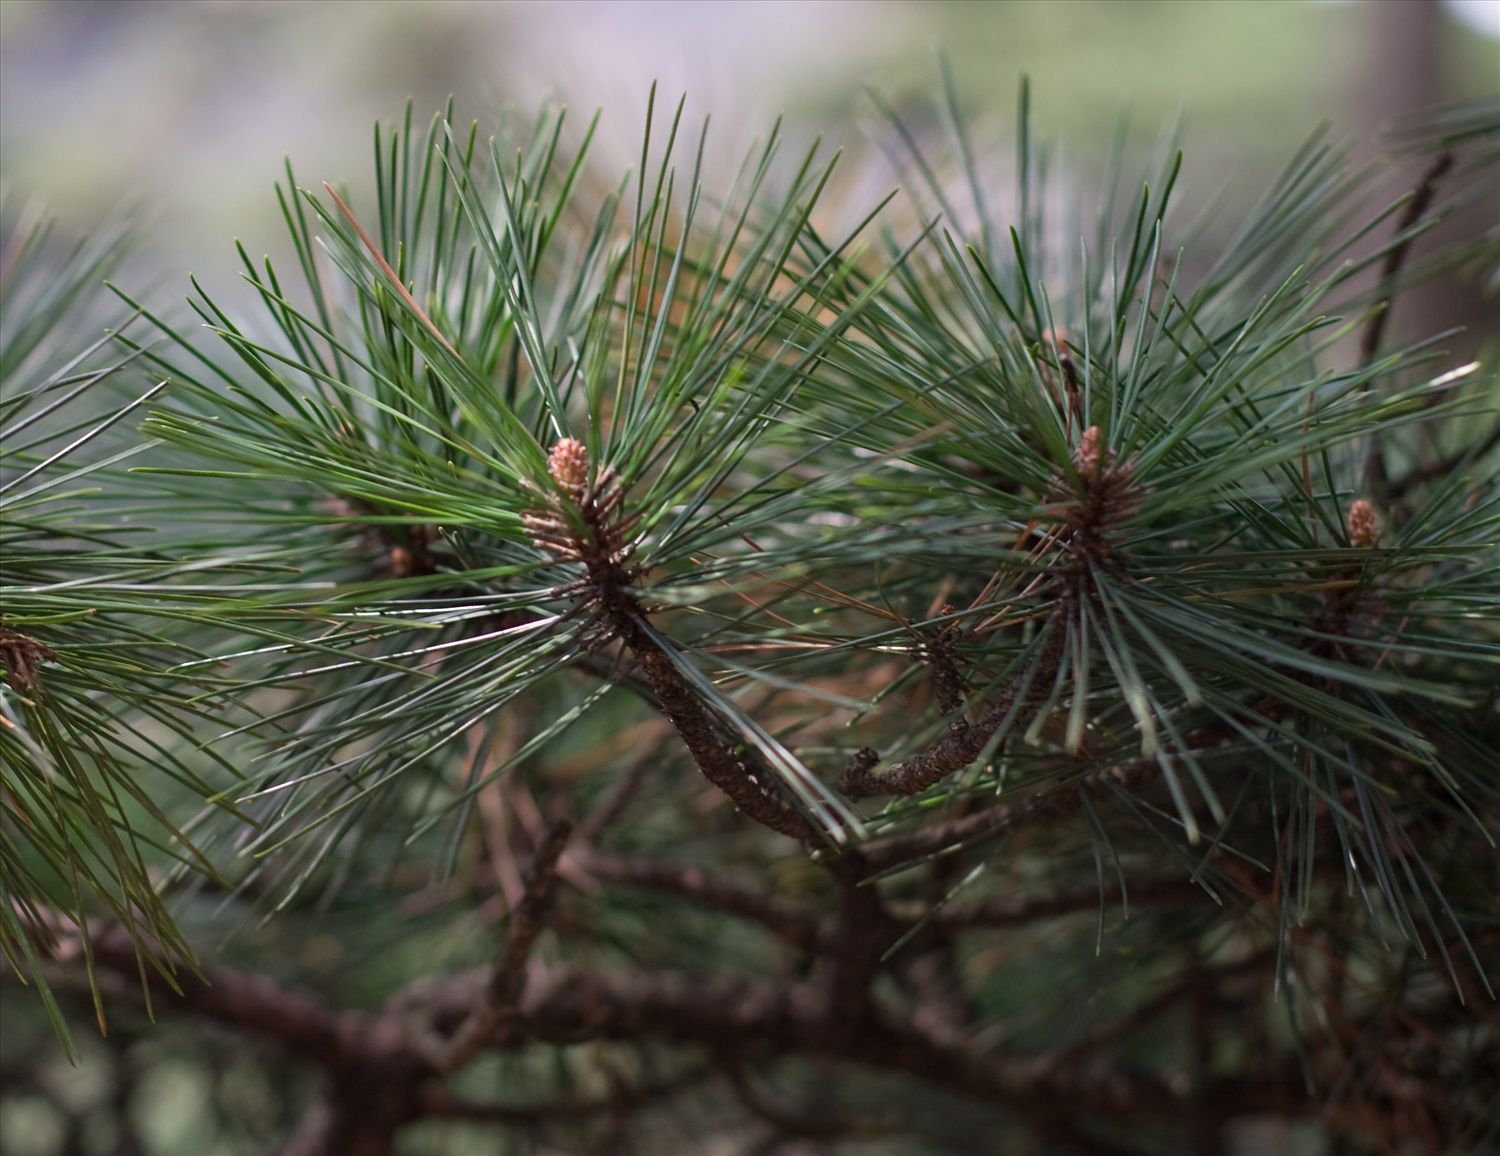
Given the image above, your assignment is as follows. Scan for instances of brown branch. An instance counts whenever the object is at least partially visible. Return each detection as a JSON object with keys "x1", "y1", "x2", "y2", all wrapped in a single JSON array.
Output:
[
  {"x1": 35, "y1": 912, "x2": 1326, "y2": 1146},
  {"x1": 847, "y1": 698, "x2": 1259, "y2": 878},
  {"x1": 839, "y1": 440, "x2": 1140, "y2": 800},
  {"x1": 880, "y1": 839, "x2": 983, "y2": 1046},
  {"x1": 575, "y1": 849, "x2": 823, "y2": 952},
  {"x1": 923, "y1": 604, "x2": 969, "y2": 715},
  {"x1": 818, "y1": 851, "x2": 899, "y2": 1037},
  {"x1": 418, "y1": 1067, "x2": 709, "y2": 1125},
  {"x1": 39, "y1": 917, "x2": 426, "y2": 1156},
  {"x1": 1359, "y1": 152, "x2": 1455, "y2": 494},
  {"x1": 888, "y1": 938, "x2": 975, "y2": 1048},
  {"x1": 427, "y1": 819, "x2": 572, "y2": 1073},
  {"x1": 570, "y1": 860, "x2": 1214, "y2": 994},
  {"x1": 899, "y1": 877, "x2": 1217, "y2": 932},
  {"x1": 471, "y1": 717, "x2": 529, "y2": 911},
  {"x1": 611, "y1": 611, "x2": 817, "y2": 840},
  {"x1": 1381, "y1": 411, "x2": 1500, "y2": 502},
  {"x1": 1359, "y1": 153, "x2": 1455, "y2": 368},
  {"x1": 516, "y1": 967, "x2": 1197, "y2": 1118},
  {"x1": 45, "y1": 917, "x2": 347, "y2": 1067},
  {"x1": 838, "y1": 602, "x2": 1069, "y2": 798}
]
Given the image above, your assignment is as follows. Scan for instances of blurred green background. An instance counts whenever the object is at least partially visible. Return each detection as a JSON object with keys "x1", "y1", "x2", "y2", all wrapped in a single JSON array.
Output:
[{"x1": 2, "y1": 0, "x2": 1495, "y2": 298}]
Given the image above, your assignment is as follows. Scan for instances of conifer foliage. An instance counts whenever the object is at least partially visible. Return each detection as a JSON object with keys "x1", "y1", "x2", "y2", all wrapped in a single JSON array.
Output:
[{"x1": 2, "y1": 84, "x2": 1497, "y2": 1155}]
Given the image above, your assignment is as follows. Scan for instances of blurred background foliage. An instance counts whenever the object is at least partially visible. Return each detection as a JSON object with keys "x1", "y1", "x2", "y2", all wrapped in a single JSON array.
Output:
[
  {"x1": 1, "y1": 3, "x2": 1496, "y2": 1155},
  {"x1": 2, "y1": 0, "x2": 1496, "y2": 293}
]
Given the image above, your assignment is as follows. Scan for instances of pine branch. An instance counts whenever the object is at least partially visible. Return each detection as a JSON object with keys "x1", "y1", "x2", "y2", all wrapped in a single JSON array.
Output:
[
  {"x1": 425, "y1": 819, "x2": 572, "y2": 1073},
  {"x1": 717, "y1": 1053, "x2": 897, "y2": 1144},
  {"x1": 1380, "y1": 411, "x2": 1500, "y2": 503},
  {"x1": 528, "y1": 438, "x2": 817, "y2": 840},
  {"x1": 39, "y1": 914, "x2": 346, "y2": 1067},
  {"x1": 574, "y1": 849, "x2": 824, "y2": 952},
  {"x1": 847, "y1": 765, "x2": 1145, "y2": 876},
  {"x1": 839, "y1": 599, "x2": 1069, "y2": 797}
]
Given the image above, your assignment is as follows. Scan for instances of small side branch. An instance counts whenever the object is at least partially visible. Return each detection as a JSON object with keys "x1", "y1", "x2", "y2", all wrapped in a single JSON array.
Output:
[
  {"x1": 853, "y1": 792, "x2": 1056, "y2": 875},
  {"x1": 1360, "y1": 152, "x2": 1454, "y2": 493},
  {"x1": 1381, "y1": 412, "x2": 1500, "y2": 503},
  {"x1": 40, "y1": 913, "x2": 346, "y2": 1066},
  {"x1": 576, "y1": 849, "x2": 823, "y2": 952},
  {"x1": 517, "y1": 967, "x2": 1193, "y2": 1116},
  {"x1": 428, "y1": 820, "x2": 572, "y2": 1073},
  {"x1": 847, "y1": 755, "x2": 1160, "y2": 877},
  {"x1": 838, "y1": 434, "x2": 1133, "y2": 801},
  {"x1": 1359, "y1": 152, "x2": 1455, "y2": 368},
  {"x1": 838, "y1": 605, "x2": 1067, "y2": 798},
  {"x1": 1039, "y1": 950, "x2": 1274, "y2": 1074}
]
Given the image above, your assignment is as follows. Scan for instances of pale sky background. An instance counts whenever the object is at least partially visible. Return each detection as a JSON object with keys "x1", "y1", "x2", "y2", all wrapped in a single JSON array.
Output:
[{"x1": 1431, "y1": 0, "x2": 1499, "y2": 36}]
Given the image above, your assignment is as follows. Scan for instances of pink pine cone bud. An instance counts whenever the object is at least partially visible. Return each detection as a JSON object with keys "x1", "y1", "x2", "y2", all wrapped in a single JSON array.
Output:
[
  {"x1": 1074, "y1": 425, "x2": 1103, "y2": 480},
  {"x1": 547, "y1": 437, "x2": 589, "y2": 498},
  {"x1": 1347, "y1": 499, "x2": 1380, "y2": 548}
]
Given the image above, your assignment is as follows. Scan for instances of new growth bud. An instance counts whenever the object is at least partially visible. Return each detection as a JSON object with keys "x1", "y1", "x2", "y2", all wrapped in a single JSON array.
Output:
[
  {"x1": 1073, "y1": 425, "x2": 1103, "y2": 480},
  {"x1": 547, "y1": 437, "x2": 590, "y2": 500},
  {"x1": 1346, "y1": 499, "x2": 1380, "y2": 548},
  {"x1": 526, "y1": 438, "x2": 640, "y2": 577}
]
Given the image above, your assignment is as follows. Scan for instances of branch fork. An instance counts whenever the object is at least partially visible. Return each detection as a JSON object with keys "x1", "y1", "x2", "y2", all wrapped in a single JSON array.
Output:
[{"x1": 840, "y1": 427, "x2": 1147, "y2": 799}]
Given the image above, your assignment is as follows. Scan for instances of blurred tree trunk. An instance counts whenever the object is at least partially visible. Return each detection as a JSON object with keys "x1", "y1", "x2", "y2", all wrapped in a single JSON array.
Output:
[
  {"x1": 1369, "y1": 0, "x2": 1444, "y2": 117},
  {"x1": 1359, "y1": 0, "x2": 1491, "y2": 361}
]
